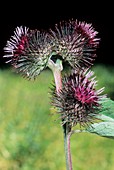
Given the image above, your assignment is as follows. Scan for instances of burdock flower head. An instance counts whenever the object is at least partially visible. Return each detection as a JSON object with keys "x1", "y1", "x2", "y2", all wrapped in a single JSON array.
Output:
[
  {"x1": 51, "y1": 69, "x2": 106, "y2": 127},
  {"x1": 3, "y1": 26, "x2": 52, "y2": 79},
  {"x1": 49, "y1": 19, "x2": 100, "y2": 69},
  {"x1": 3, "y1": 19, "x2": 100, "y2": 80}
]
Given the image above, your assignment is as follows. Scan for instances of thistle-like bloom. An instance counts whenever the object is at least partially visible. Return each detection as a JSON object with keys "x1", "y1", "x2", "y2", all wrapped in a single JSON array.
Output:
[
  {"x1": 51, "y1": 69, "x2": 106, "y2": 127},
  {"x1": 3, "y1": 26, "x2": 52, "y2": 79},
  {"x1": 49, "y1": 19, "x2": 100, "y2": 69}
]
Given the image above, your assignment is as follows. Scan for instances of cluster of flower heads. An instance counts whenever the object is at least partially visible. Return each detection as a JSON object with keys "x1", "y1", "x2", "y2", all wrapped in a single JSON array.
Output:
[
  {"x1": 3, "y1": 19, "x2": 100, "y2": 79},
  {"x1": 3, "y1": 19, "x2": 106, "y2": 127}
]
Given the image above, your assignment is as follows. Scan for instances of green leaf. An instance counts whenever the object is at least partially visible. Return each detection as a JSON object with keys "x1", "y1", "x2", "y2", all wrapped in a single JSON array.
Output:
[
  {"x1": 94, "y1": 98, "x2": 114, "y2": 122},
  {"x1": 86, "y1": 122, "x2": 114, "y2": 139},
  {"x1": 95, "y1": 114, "x2": 114, "y2": 122},
  {"x1": 99, "y1": 98, "x2": 114, "y2": 119},
  {"x1": 87, "y1": 98, "x2": 114, "y2": 139}
]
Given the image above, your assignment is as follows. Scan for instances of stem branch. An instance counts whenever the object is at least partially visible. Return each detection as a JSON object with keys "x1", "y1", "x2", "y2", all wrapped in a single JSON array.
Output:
[{"x1": 48, "y1": 58, "x2": 73, "y2": 170}]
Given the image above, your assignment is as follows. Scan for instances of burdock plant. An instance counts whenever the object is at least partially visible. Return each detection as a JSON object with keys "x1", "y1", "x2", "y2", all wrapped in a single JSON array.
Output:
[{"x1": 3, "y1": 19, "x2": 114, "y2": 170}]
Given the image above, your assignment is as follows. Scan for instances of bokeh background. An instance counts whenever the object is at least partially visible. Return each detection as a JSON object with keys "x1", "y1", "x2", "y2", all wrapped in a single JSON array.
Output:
[{"x1": 0, "y1": 1, "x2": 114, "y2": 170}]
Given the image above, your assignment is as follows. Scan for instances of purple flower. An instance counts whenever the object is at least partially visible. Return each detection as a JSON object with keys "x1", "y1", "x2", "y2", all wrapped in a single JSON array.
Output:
[
  {"x1": 51, "y1": 69, "x2": 106, "y2": 127},
  {"x1": 3, "y1": 19, "x2": 100, "y2": 80},
  {"x1": 3, "y1": 26, "x2": 52, "y2": 79},
  {"x1": 49, "y1": 19, "x2": 100, "y2": 69}
]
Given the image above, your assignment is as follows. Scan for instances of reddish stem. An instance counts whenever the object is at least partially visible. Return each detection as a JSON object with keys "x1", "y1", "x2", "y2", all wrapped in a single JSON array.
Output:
[
  {"x1": 48, "y1": 58, "x2": 73, "y2": 170},
  {"x1": 53, "y1": 69, "x2": 62, "y2": 93},
  {"x1": 52, "y1": 68, "x2": 73, "y2": 170},
  {"x1": 67, "y1": 133, "x2": 73, "y2": 170}
]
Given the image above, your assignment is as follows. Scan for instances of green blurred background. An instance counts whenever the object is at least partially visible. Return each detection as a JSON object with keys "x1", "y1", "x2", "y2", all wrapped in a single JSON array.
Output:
[
  {"x1": 0, "y1": 1, "x2": 114, "y2": 169},
  {"x1": 0, "y1": 64, "x2": 114, "y2": 170}
]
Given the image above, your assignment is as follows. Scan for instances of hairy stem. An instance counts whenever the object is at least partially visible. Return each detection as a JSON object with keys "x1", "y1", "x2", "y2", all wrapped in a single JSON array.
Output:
[
  {"x1": 53, "y1": 68, "x2": 62, "y2": 93},
  {"x1": 48, "y1": 58, "x2": 63, "y2": 93},
  {"x1": 48, "y1": 58, "x2": 73, "y2": 170},
  {"x1": 63, "y1": 124, "x2": 73, "y2": 170}
]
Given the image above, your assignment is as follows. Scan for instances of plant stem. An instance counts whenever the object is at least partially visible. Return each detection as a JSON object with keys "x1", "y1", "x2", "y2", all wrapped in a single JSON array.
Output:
[
  {"x1": 48, "y1": 58, "x2": 63, "y2": 94},
  {"x1": 53, "y1": 68, "x2": 62, "y2": 93},
  {"x1": 48, "y1": 58, "x2": 73, "y2": 170},
  {"x1": 63, "y1": 124, "x2": 73, "y2": 170}
]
